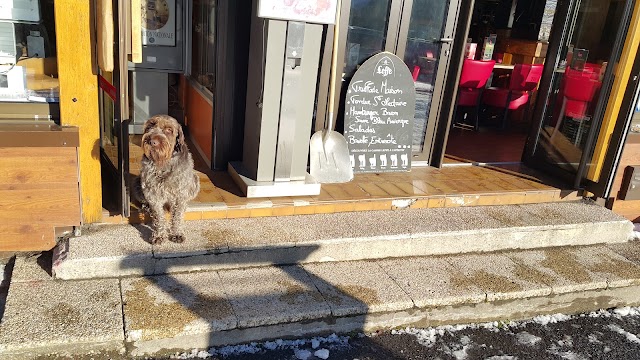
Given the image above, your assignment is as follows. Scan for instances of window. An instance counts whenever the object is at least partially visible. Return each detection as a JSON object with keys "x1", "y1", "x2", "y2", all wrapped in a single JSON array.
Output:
[{"x1": 191, "y1": 0, "x2": 216, "y2": 93}]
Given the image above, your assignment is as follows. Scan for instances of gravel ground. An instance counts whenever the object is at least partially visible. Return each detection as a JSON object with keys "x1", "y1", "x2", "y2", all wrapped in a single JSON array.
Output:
[{"x1": 166, "y1": 307, "x2": 640, "y2": 360}]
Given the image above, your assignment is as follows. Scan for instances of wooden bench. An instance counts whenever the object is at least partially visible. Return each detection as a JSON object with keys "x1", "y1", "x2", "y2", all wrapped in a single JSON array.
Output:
[{"x1": 0, "y1": 123, "x2": 81, "y2": 251}]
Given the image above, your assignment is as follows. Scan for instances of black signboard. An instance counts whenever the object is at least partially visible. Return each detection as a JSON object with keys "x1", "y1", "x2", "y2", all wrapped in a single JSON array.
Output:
[{"x1": 344, "y1": 52, "x2": 415, "y2": 173}]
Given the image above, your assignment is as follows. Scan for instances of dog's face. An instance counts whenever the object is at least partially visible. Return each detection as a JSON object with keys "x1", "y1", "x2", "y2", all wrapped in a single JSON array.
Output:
[{"x1": 141, "y1": 115, "x2": 185, "y2": 167}]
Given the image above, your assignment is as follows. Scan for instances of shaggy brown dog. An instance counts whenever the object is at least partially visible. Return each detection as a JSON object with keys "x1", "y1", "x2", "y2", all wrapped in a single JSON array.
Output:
[{"x1": 135, "y1": 115, "x2": 200, "y2": 244}]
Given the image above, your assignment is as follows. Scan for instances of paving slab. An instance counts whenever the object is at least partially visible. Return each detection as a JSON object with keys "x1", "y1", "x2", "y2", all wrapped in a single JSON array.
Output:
[
  {"x1": 0, "y1": 278, "x2": 124, "y2": 358},
  {"x1": 217, "y1": 265, "x2": 331, "y2": 328},
  {"x1": 121, "y1": 272, "x2": 237, "y2": 347},
  {"x1": 11, "y1": 253, "x2": 54, "y2": 283},
  {"x1": 52, "y1": 202, "x2": 634, "y2": 279},
  {"x1": 52, "y1": 224, "x2": 154, "y2": 279},
  {"x1": 302, "y1": 261, "x2": 414, "y2": 316},
  {"x1": 377, "y1": 256, "x2": 486, "y2": 307},
  {"x1": 607, "y1": 239, "x2": 640, "y2": 265},
  {"x1": 568, "y1": 245, "x2": 640, "y2": 288},
  {"x1": 446, "y1": 253, "x2": 552, "y2": 301},
  {"x1": 505, "y1": 248, "x2": 609, "y2": 294}
]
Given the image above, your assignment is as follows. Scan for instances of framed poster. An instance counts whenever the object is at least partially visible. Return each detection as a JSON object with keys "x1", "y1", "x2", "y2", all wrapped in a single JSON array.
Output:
[
  {"x1": 258, "y1": 0, "x2": 338, "y2": 24},
  {"x1": 142, "y1": 0, "x2": 176, "y2": 46}
]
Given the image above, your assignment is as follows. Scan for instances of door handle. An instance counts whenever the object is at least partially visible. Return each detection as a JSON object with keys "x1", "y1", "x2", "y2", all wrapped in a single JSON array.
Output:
[{"x1": 439, "y1": 38, "x2": 454, "y2": 43}]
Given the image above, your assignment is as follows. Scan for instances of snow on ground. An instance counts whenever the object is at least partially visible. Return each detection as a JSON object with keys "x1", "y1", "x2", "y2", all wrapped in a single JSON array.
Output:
[
  {"x1": 171, "y1": 333, "x2": 349, "y2": 359},
  {"x1": 172, "y1": 306, "x2": 640, "y2": 359}
]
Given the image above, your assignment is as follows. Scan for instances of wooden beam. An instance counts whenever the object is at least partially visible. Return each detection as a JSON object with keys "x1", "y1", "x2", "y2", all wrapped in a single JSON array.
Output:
[{"x1": 54, "y1": 0, "x2": 103, "y2": 223}]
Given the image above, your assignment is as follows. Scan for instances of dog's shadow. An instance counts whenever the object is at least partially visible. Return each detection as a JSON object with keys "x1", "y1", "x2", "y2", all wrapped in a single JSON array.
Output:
[{"x1": 132, "y1": 223, "x2": 154, "y2": 245}]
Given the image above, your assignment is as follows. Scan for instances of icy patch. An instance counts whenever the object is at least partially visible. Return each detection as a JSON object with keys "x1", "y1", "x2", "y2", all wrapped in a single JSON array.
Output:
[
  {"x1": 172, "y1": 333, "x2": 349, "y2": 359},
  {"x1": 587, "y1": 334, "x2": 601, "y2": 344},
  {"x1": 516, "y1": 331, "x2": 542, "y2": 346},
  {"x1": 532, "y1": 313, "x2": 572, "y2": 325},
  {"x1": 608, "y1": 324, "x2": 640, "y2": 344},
  {"x1": 314, "y1": 348, "x2": 330, "y2": 359},
  {"x1": 294, "y1": 348, "x2": 311, "y2": 360}
]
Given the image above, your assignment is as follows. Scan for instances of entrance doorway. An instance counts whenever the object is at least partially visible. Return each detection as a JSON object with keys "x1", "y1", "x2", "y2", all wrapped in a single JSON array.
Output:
[
  {"x1": 329, "y1": 0, "x2": 463, "y2": 165},
  {"x1": 443, "y1": 0, "x2": 637, "y2": 197}
]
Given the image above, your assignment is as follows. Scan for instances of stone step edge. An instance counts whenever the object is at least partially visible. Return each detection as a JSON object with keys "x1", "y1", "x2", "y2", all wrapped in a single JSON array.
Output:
[
  {"x1": 130, "y1": 284, "x2": 640, "y2": 356},
  {"x1": 52, "y1": 220, "x2": 634, "y2": 280}
]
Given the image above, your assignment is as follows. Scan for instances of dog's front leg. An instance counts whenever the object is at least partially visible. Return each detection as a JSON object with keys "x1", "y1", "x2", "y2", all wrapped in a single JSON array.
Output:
[
  {"x1": 169, "y1": 201, "x2": 187, "y2": 243},
  {"x1": 149, "y1": 202, "x2": 169, "y2": 244}
]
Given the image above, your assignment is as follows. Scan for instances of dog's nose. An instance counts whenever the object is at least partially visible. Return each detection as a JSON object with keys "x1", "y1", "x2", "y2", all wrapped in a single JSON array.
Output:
[{"x1": 150, "y1": 139, "x2": 160, "y2": 147}]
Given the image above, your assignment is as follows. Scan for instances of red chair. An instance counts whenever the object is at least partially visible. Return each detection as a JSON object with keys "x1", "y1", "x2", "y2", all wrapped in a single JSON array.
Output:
[
  {"x1": 482, "y1": 64, "x2": 544, "y2": 129},
  {"x1": 550, "y1": 70, "x2": 601, "y2": 145},
  {"x1": 454, "y1": 59, "x2": 495, "y2": 130}
]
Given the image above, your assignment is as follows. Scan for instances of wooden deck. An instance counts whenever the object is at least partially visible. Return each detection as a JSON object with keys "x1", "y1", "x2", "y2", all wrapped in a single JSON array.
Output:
[{"x1": 102, "y1": 136, "x2": 581, "y2": 224}]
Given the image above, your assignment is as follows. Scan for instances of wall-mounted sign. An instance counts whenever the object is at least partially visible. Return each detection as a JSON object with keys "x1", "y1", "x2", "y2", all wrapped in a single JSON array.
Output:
[
  {"x1": 141, "y1": 0, "x2": 176, "y2": 46},
  {"x1": 344, "y1": 52, "x2": 415, "y2": 173},
  {"x1": 258, "y1": 0, "x2": 338, "y2": 24}
]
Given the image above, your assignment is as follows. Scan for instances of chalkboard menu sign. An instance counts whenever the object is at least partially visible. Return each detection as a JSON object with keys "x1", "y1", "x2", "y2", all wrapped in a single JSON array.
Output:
[{"x1": 344, "y1": 52, "x2": 415, "y2": 173}]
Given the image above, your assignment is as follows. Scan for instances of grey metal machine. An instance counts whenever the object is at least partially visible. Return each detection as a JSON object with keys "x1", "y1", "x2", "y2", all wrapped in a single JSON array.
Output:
[
  {"x1": 129, "y1": 0, "x2": 187, "y2": 134},
  {"x1": 229, "y1": 2, "x2": 326, "y2": 197}
]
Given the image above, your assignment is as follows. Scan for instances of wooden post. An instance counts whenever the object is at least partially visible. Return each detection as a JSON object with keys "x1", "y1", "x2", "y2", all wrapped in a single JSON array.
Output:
[{"x1": 55, "y1": 0, "x2": 103, "y2": 223}]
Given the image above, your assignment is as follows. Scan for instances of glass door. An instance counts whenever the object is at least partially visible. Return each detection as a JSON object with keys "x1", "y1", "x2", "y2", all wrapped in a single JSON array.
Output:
[
  {"x1": 98, "y1": 0, "x2": 131, "y2": 216},
  {"x1": 523, "y1": 0, "x2": 635, "y2": 195},
  {"x1": 395, "y1": 0, "x2": 461, "y2": 163},
  {"x1": 332, "y1": 0, "x2": 462, "y2": 165}
]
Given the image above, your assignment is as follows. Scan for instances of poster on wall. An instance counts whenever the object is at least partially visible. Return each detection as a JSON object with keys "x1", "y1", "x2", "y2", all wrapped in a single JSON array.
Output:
[
  {"x1": 258, "y1": 0, "x2": 338, "y2": 24},
  {"x1": 141, "y1": 0, "x2": 176, "y2": 46},
  {"x1": 344, "y1": 52, "x2": 416, "y2": 173}
]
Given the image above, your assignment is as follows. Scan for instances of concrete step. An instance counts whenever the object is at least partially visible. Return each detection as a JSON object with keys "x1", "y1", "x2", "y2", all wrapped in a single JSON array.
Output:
[
  {"x1": 52, "y1": 201, "x2": 634, "y2": 280},
  {"x1": 2, "y1": 241, "x2": 640, "y2": 358}
]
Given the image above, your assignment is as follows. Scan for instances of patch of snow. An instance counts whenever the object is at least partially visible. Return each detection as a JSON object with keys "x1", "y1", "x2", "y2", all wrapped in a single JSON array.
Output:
[
  {"x1": 587, "y1": 334, "x2": 601, "y2": 344},
  {"x1": 311, "y1": 339, "x2": 320, "y2": 349},
  {"x1": 516, "y1": 331, "x2": 542, "y2": 346},
  {"x1": 314, "y1": 348, "x2": 330, "y2": 359},
  {"x1": 604, "y1": 346, "x2": 611, "y2": 353},
  {"x1": 294, "y1": 348, "x2": 312, "y2": 360},
  {"x1": 485, "y1": 357, "x2": 517, "y2": 360},
  {"x1": 558, "y1": 351, "x2": 586, "y2": 360},
  {"x1": 608, "y1": 324, "x2": 640, "y2": 344},
  {"x1": 532, "y1": 313, "x2": 572, "y2": 325}
]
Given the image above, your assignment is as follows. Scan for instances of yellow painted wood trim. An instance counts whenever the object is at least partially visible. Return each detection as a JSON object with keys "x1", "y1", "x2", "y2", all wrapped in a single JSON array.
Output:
[
  {"x1": 55, "y1": 0, "x2": 103, "y2": 223},
  {"x1": 588, "y1": 1, "x2": 640, "y2": 182},
  {"x1": 131, "y1": 0, "x2": 142, "y2": 63}
]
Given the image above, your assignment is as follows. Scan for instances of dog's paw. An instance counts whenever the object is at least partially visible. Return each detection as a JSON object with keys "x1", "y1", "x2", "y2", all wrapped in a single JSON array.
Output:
[
  {"x1": 151, "y1": 234, "x2": 167, "y2": 245},
  {"x1": 170, "y1": 234, "x2": 185, "y2": 243}
]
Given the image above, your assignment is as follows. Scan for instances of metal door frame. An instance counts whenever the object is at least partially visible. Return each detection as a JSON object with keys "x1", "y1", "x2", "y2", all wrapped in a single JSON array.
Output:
[
  {"x1": 98, "y1": 0, "x2": 131, "y2": 217},
  {"x1": 522, "y1": 0, "x2": 635, "y2": 198},
  {"x1": 394, "y1": 0, "x2": 464, "y2": 165}
]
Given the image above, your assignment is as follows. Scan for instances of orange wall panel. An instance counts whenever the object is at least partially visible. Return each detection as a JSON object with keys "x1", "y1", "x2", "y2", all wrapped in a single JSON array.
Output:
[{"x1": 183, "y1": 78, "x2": 213, "y2": 163}]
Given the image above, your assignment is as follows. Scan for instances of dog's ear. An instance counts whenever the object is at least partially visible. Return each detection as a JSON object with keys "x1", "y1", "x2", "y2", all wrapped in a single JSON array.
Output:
[
  {"x1": 175, "y1": 123, "x2": 186, "y2": 153},
  {"x1": 143, "y1": 117, "x2": 159, "y2": 134}
]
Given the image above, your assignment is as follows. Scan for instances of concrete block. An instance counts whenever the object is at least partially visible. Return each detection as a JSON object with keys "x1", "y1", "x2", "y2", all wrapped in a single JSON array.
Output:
[
  {"x1": 52, "y1": 224, "x2": 154, "y2": 280},
  {"x1": 302, "y1": 261, "x2": 414, "y2": 316},
  {"x1": 11, "y1": 254, "x2": 54, "y2": 283},
  {"x1": 377, "y1": 256, "x2": 486, "y2": 307},
  {"x1": 445, "y1": 253, "x2": 552, "y2": 301},
  {"x1": 217, "y1": 265, "x2": 331, "y2": 328},
  {"x1": 0, "y1": 279, "x2": 124, "y2": 359},
  {"x1": 121, "y1": 272, "x2": 237, "y2": 354}
]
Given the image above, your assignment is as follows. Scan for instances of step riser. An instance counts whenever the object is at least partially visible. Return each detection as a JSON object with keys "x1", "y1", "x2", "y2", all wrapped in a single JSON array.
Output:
[
  {"x1": 53, "y1": 221, "x2": 633, "y2": 280},
  {"x1": 130, "y1": 284, "x2": 640, "y2": 356}
]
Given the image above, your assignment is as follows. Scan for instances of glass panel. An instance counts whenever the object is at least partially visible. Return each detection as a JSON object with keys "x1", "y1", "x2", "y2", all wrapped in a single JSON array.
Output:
[
  {"x1": 99, "y1": 71, "x2": 119, "y2": 167},
  {"x1": 191, "y1": 0, "x2": 216, "y2": 92},
  {"x1": 343, "y1": 0, "x2": 392, "y2": 78},
  {"x1": 533, "y1": 0, "x2": 625, "y2": 176},
  {"x1": 400, "y1": 0, "x2": 449, "y2": 151}
]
